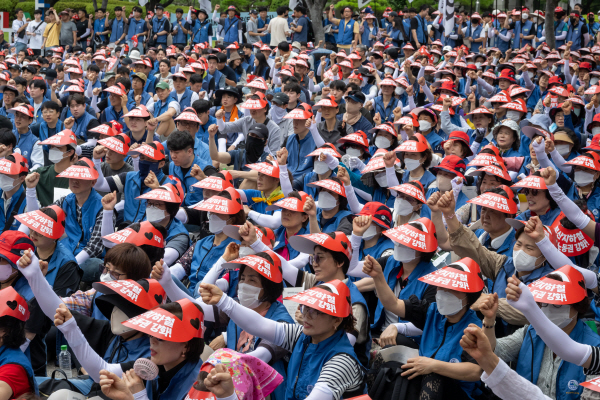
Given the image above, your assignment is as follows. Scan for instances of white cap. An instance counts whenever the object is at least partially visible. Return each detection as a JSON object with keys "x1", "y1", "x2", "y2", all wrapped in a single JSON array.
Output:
[
  {"x1": 492, "y1": 9, "x2": 501, "y2": 15},
  {"x1": 443, "y1": 46, "x2": 452, "y2": 52}
]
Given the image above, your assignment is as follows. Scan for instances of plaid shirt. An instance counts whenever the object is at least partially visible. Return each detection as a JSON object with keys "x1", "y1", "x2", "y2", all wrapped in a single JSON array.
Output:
[
  {"x1": 62, "y1": 288, "x2": 96, "y2": 316},
  {"x1": 54, "y1": 195, "x2": 104, "y2": 259}
]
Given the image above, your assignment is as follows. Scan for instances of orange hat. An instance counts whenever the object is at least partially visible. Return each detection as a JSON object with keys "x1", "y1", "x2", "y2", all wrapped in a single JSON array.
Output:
[
  {"x1": 528, "y1": 265, "x2": 586, "y2": 305},
  {"x1": 307, "y1": 144, "x2": 342, "y2": 159},
  {"x1": 564, "y1": 153, "x2": 600, "y2": 171},
  {"x1": 124, "y1": 106, "x2": 152, "y2": 118},
  {"x1": 289, "y1": 232, "x2": 351, "y2": 260},
  {"x1": 362, "y1": 151, "x2": 399, "y2": 174},
  {"x1": 38, "y1": 130, "x2": 77, "y2": 147},
  {"x1": 550, "y1": 212, "x2": 594, "y2": 257},
  {"x1": 337, "y1": 131, "x2": 369, "y2": 151},
  {"x1": 467, "y1": 187, "x2": 518, "y2": 214},
  {"x1": 466, "y1": 163, "x2": 512, "y2": 181},
  {"x1": 511, "y1": 175, "x2": 547, "y2": 190},
  {"x1": 308, "y1": 179, "x2": 346, "y2": 197},
  {"x1": 15, "y1": 205, "x2": 66, "y2": 240},
  {"x1": 103, "y1": 221, "x2": 165, "y2": 248},
  {"x1": 266, "y1": 191, "x2": 310, "y2": 212},
  {"x1": 90, "y1": 124, "x2": 119, "y2": 137},
  {"x1": 194, "y1": 187, "x2": 243, "y2": 214},
  {"x1": 137, "y1": 183, "x2": 182, "y2": 204},
  {"x1": 130, "y1": 142, "x2": 166, "y2": 161},
  {"x1": 0, "y1": 153, "x2": 28, "y2": 175},
  {"x1": 419, "y1": 257, "x2": 485, "y2": 292},
  {"x1": 57, "y1": 158, "x2": 99, "y2": 180},
  {"x1": 389, "y1": 182, "x2": 427, "y2": 204},
  {"x1": 93, "y1": 279, "x2": 166, "y2": 313},
  {"x1": 192, "y1": 172, "x2": 234, "y2": 192},
  {"x1": 0, "y1": 287, "x2": 29, "y2": 321},
  {"x1": 246, "y1": 160, "x2": 280, "y2": 178},
  {"x1": 221, "y1": 250, "x2": 282, "y2": 283},
  {"x1": 98, "y1": 134, "x2": 131, "y2": 156},
  {"x1": 284, "y1": 279, "x2": 352, "y2": 317},
  {"x1": 383, "y1": 217, "x2": 438, "y2": 252},
  {"x1": 222, "y1": 225, "x2": 275, "y2": 248}
]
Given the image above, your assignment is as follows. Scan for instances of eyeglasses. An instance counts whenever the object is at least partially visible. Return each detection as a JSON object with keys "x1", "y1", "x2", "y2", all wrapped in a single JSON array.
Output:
[
  {"x1": 521, "y1": 189, "x2": 540, "y2": 196},
  {"x1": 398, "y1": 195, "x2": 418, "y2": 206},
  {"x1": 101, "y1": 263, "x2": 126, "y2": 280},
  {"x1": 540, "y1": 303, "x2": 563, "y2": 309},
  {"x1": 309, "y1": 253, "x2": 330, "y2": 266},
  {"x1": 300, "y1": 305, "x2": 324, "y2": 320}
]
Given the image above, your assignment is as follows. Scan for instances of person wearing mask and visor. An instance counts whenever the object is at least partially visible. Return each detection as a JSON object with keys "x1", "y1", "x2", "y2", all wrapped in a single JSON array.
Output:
[
  {"x1": 240, "y1": 160, "x2": 286, "y2": 221},
  {"x1": 0, "y1": 154, "x2": 30, "y2": 232},
  {"x1": 91, "y1": 141, "x2": 178, "y2": 225},
  {"x1": 512, "y1": 8, "x2": 535, "y2": 49},
  {"x1": 394, "y1": 133, "x2": 436, "y2": 190},
  {"x1": 433, "y1": 190, "x2": 556, "y2": 331},
  {"x1": 566, "y1": 12, "x2": 589, "y2": 51},
  {"x1": 369, "y1": 121, "x2": 399, "y2": 155},
  {"x1": 552, "y1": 128, "x2": 580, "y2": 162},
  {"x1": 426, "y1": 155, "x2": 471, "y2": 224},
  {"x1": 357, "y1": 149, "x2": 401, "y2": 209},
  {"x1": 305, "y1": 177, "x2": 353, "y2": 235},
  {"x1": 338, "y1": 131, "x2": 371, "y2": 167},
  {"x1": 388, "y1": 181, "x2": 429, "y2": 226},
  {"x1": 362, "y1": 255, "x2": 485, "y2": 398}
]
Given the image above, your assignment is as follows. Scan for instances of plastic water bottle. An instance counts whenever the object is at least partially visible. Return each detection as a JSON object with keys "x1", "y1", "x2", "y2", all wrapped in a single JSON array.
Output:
[{"x1": 59, "y1": 345, "x2": 72, "y2": 378}]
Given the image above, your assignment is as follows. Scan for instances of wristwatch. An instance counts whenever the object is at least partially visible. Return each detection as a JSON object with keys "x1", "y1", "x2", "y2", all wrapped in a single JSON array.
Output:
[{"x1": 482, "y1": 320, "x2": 496, "y2": 329}]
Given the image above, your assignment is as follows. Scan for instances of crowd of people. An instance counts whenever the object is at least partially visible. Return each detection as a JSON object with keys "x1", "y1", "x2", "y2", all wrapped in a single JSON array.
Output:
[{"x1": 3, "y1": 1, "x2": 600, "y2": 400}]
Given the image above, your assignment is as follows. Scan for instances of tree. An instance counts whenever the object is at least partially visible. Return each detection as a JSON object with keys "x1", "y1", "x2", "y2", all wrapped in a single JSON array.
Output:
[
  {"x1": 545, "y1": 0, "x2": 559, "y2": 49},
  {"x1": 306, "y1": 0, "x2": 328, "y2": 43}
]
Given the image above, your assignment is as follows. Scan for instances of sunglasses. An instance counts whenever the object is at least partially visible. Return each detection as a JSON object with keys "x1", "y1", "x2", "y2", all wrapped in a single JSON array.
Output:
[
  {"x1": 300, "y1": 305, "x2": 324, "y2": 319},
  {"x1": 309, "y1": 253, "x2": 330, "y2": 266}
]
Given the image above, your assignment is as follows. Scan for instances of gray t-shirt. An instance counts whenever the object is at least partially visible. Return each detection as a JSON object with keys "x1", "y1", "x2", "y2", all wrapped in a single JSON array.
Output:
[
  {"x1": 100, "y1": 161, "x2": 133, "y2": 201},
  {"x1": 59, "y1": 21, "x2": 77, "y2": 47},
  {"x1": 246, "y1": 18, "x2": 259, "y2": 44}
]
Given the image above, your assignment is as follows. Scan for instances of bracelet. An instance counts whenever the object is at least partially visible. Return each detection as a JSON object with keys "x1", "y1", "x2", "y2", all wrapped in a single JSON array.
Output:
[
  {"x1": 482, "y1": 320, "x2": 496, "y2": 329},
  {"x1": 445, "y1": 213, "x2": 456, "y2": 220}
]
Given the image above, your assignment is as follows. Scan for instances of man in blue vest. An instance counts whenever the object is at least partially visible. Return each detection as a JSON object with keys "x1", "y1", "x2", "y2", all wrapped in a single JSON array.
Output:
[
  {"x1": 327, "y1": 4, "x2": 358, "y2": 53},
  {"x1": 218, "y1": 5, "x2": 241, "y2": 46},
  {"x1": 257, "y1": 7, "x2": 271, "y2": 45},
  {"x1": 410, "y1": 5, "x2": 431, "y2": 49},
  {"x1": 184, "y1": 8, "x2": 212, "y2": 46},
  {"x1": 566, "y1": 12, "x2": 589, "y2": 51},
  {"x1": 93, "y1": 8, "x2": 109, "y2": 49},
  {"x1": 107, "y1": 6, "x2": 127, "y2": 47},
  {"x1": 171, "y1": 72, "x2": 199, "y2": 111},
  {"x1": 125, "y1": 6, "x2": 148, "y2": 54},
  {"x1": 62, "y1": 93, "x2": 100, "y2": 142},
  {"x1": 511, "y1": 8, "x2": 535, "y2": 49},
  {"x1": 461, "y1": 12, "x2": 485, "y2": 53},
  {"x1": 10, "y1": 105, "x2": 42, "y2": 170},
  {"x1": 150, "y1": 5, "x2": 171, "y2": 49},
  {"x1": 171, "y1": 8, "x2": 188, "y2": 49}
]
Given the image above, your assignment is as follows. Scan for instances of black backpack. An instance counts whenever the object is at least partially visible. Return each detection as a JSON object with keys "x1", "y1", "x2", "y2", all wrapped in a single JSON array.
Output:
[
  {"x1": 306, "y1": 17, "x2": 315, "y2": 42},
  {"x1": 367, "y1": 360, "x2": 409, "y2": 400}
]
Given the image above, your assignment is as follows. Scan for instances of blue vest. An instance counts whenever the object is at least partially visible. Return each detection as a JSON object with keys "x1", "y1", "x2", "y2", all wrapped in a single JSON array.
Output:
[
  {"x1": 13, "y1": 128, "x2": 37, "y2": 168},
  {"x1": 146, "y1": 358, "x2": 203, "y2": 400},
  {"x1": 101, "y1": 106, "x2": 125, "y2": 130},
  {"x1": 169, "y1": 155, "x2": 211, "y2": 207},
  {"x1": 123, "y1": 171, "x2": 174, "y2": 223},
  {"x1": 317, "y1": 209, "x2": 352, "y2": 233},
  {"x1": 104, "y1": 334, "x2": 150, "y2": 363},
  {"x1": 39, "y1": 120, "x2": 64, "y2": 153},
  {"x1": 517, "y1": 320, "x2": 600, "y2": 400},
  {"x1": 170, "y1": 87, "x2": 193, "y2": 111},
  {"x1": 361, "y1": 23, "x2": 377, "y2": 48},
  {"x1": 190, "y1": 235, "x2": 238, "y2": 290},
  {"x1": 172, "y1": 18, "x2": 187, "y2": 44},
  {"x1": 424, "y1": 130, "x2": 444, "y2": 154},
  {"x1": 286, "y1": 329, "x2": 360, "y2": 400},
  {"x1": 0, "y1": 185, "x2": 26, "y2": 231},
  {"x1": 273, "y1": 225, "x2": 309, "y2": 263},
  {"x1": 144, "y1": 74, "x2": 158, "y2": 95},
  {"x1": 110, "y1": 18, "x2": 125, "y2": 43},
  {"x1": 414, "y1": 15, "x2": 427, "y2": 45},
  {"x1": 372, "y1": 188, "x2": 395, "y2": 209},
  {"x1": 192, "y1": 19, "x2": 211, "y2": 44},
  {"x1": 491, "y1": 258, "x2": 554, "y2": 302},
  {"x1": 401, "y1": 169, "x2": 436, "y2": 192},
  {"x1": 0, "y1": 345, "x2": 37, "y2": 395},
  {"x1": 513, "y1": 20, "x2": 534, "y2": 49},
  {"x1": 60, "y1": 190, "x2": 103, "y2": 256},
  {"x1": 151, "y1": 17, "x2": 168, "y2": 44},
  {"x1": 94, "y1": 19, "x2": 107, "y2": 42},
  {"x1": 127, "y1": 90, "x2": 151, "y2": 114},
  {"x1": 223, "y1": 17, "x2": 240, "y2": 43},
  {"x1": 164, "y1": 218, "x2": 190, "y2": 248},
  {"x1": 373, "y1": 96, "x2": 399, "y2": 123},
  {"x1": 127, "y1": 18, "x2": 146, "y2": 40},
  {"x1": 286, "y1": 133, "x2": 316, "y2": 180},
  {"x1": 258, "y1": 17, "x2": 270, "y2": 44},
  {"x1": 196, "y1": 115, "x2": 217, "y2": 145},
  {"x1": 337, "y1": 19, "x2": 355, "y2": 45},
  {"x1": 495, "y1": 27, "x2": 510, "y2": 52},
  {"x1": 372, "y1": 259, "x2": 436, "y2": 331},
  {"x1": 154, "y1": 96, "x2": 175, "y2": 119},
  {"x1": 465, "y1": 23, "x2": 483, "y2": 53},
  {"x1": 566, "y1": 23, "x2": 585, "y2": 51},
  {"x1": 419, "y1": 304, "x2": 481, "y2": 396},
  {"x1": 72, "y1": 112, "x2": 96, "y2": 141},
  {"x1": 359, "y1": 235, "x2": 394, "y2": 260},
  {"x1": 227, "y1": 301, "x2": 293, "y2": 400},
  {"x1": 555, "y1": 20, "x2": 568, "y2": 47},
  {"x1": 445, "y1": 24, "x2": 458, "y2": 48}
]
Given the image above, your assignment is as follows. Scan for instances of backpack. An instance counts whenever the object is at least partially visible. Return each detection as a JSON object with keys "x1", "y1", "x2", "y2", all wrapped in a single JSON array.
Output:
[{"x1": 306, "y1": 17, "x2": 315, "y2": 42}]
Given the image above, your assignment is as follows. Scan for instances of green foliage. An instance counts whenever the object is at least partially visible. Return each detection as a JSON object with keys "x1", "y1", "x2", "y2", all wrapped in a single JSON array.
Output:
[{"x1": 331, "y1": 0, "x2": 391, "y2": 13}]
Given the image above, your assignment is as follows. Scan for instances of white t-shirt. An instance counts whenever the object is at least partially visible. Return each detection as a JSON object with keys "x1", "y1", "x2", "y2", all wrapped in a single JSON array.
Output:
[
  {"x1": 268, "y1": 17, "x2": 289, "y2": 46},
  {"x1": 12, "y1": 19, "x2": 28, "y2": 44},
  {"x1": 26, "y1": 20, "x2": 47, "y2": 49}
]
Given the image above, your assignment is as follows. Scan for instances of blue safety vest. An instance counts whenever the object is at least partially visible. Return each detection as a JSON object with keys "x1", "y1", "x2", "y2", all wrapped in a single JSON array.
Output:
[
  {"x1": 196, "y1": 115, "x2": 216, "y2": 145},
  {"x1": 516, "y1": 208, "x2": 562, "y2": 226},
  {"x1": 72, "y1": 112, "x2": 96, "y2": 141},
  {"x1": 286, "y1": 133, "x2": 316, "y2": 180},
  {"x1": 491, "y1": 258, "x2": 554, "y2": 302},
  {"x1": 13, "y1": 128, "x2": 37, "y2": 168},
  {"x1": 0, "y1": 185, "x2": 26, "y2": 231},
  {"x1": 273, "y1": 225, "x2": 309, "y2": 264},
  {"x1": 474, "y1": 229, "x2": 515, "y2": 258},
  {"x1": 227, "y1": 301, "x2": 293, "y2": 400},
  {"x1": 419, "y1": 303, "x2": 481, "y2": 397},
  {"x1": 110, "y1": 18, "x2": 125, "y2": 43},
  {"x1": 347, "y1": 279, "x2": 371, "y2": 367},
  {"x1": 513, "y1": 20, "x2": 534, "y2": 49},
  {"x1": 359, "y1": 235, "x2": 394, "y2": 260},
  {"x1": 127, "y1": 18, "x2": 146, "y2": 41},
  {"x1": 317, "y1": 209, "x2": 351, "y2": 233},
  {"x1": 172, "y1": 18, "x2": 187, "y2": 44},
  {"x1": 170, "y1": 87, "x2": 194, "y2": 111},
  {"x1": 424, "y1": 130, "x2": 443, "y2": 154},
  {"x1": 168, "y1": 157, "x2": 210, "y2": 207},
  {"x1": 361, "y1": 23, "x2": 377, "y2": 48},
  {"x1": 60, "y1": 190, "x2": 103, "y2": 256},
  {"x1": 190, "y1": 235, "x2": 238, "y2": 290},
  {"x1": 566, "y1": 22, "x2": 585, "y2": 51},
  {"x1": 495, "y1": 27, "x2": 510, "y2": 53},
  {"x1": 414, "y1": 15, "x2": 427, "y2": 45},
  {"x1": 123, "y1": 171, "x2": 174, "y2": 223},
  {"x1": 153, "y1": 96, "x2": 175, "y2": 119},
  {"x1": 0, "y1": 345, "x2": 38, "y2": 395},
  {"x1": 286, "y1": 329, "x2": 360, "y2": 400},
  {"x1": 517, "y1": 320, "x2": 600, "y2": 400},
  {"x1": 401, "y1": 169, "x2": 436, "y2": 192},
  {"x1": 373, "y1": 96, "x2": 399, "y2": 123},
  {"x1": 192, "y1": 19, "x2": 211, "y2": 44},
  {"x1": 146, "y1": 358, "x2": 203, "y2": 400},
  {"x1": 101, "y1": 106, "x2": 125, "y2": 130},
  {"x1": 337, "y1": 18, "x2": 355, "y2": 45},
  {"x1": 223, "y1": 17, "x2": 240, "y2": 43},
  {"x1": 555, "y1": 20, "x2": 568, "y2": 47},
  {"x1": 151, "y1": 17, "x2": 168, "y2": 44},
  {"x1": 143, "y1": 74, "x2": 157, "y2": 95},
  {"x1": 258, "y1": 16, "x2": 270, "y2": 44},
  {"x1": 94, "y1": 19, "x2": 107, "y2": 43},
  {"x1": 104, "y1": 333, "x2": 150, "y2": 363}
]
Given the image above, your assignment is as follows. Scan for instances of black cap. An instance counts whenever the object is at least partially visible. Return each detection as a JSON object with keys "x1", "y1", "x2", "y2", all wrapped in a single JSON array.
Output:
[
  {"x1": 155, "y1": 5, "x2": 164, "y2": 10},
  {"x1": 216, "y1": 53, "x2": 227, "y2": 63},
  {"x1": 24, "y1": 65, "x2": 36, "y2": 74},
  {"x1": 248, "y1": 123, "x2": 269, "y2": 140},
  {"x1": 41, "y1": 68, "x2": 57, "y2": 79},
  {"x1": 272, "y1": 92, "x2": 289, "y2": 105},
  {"x1": 198, "y1": 9, "x2": 208, "y2": 16},
  {"x1": 250, "y1": 9, "x2": 258, "y2": 14},
  {"x1": 121, "y1": 57, "x2": 133, "y2": 65}
]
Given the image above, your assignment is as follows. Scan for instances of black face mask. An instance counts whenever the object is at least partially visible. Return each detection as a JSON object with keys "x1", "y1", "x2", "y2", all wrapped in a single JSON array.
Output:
[
  {"x1": 571, "y1": 18, "x2": 578, "y2": 26},
  {"x1": 246, "y1": 135, "x2": 266, "y2": 164}
]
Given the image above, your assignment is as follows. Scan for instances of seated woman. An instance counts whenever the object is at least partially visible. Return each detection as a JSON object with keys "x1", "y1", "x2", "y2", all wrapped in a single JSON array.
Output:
[
  {"x1": 363, "y1": 255, "x2": 484, "y2": 399},
  {"x1": 153, "y1": 249, "x2": 293, "y2": 400},
  {"x1": 512, "y1": 170, "x2": 564, "y2": 226},
  {"x1": 425, "y1": 155, "x2": 471, "y2": 224},
  {"x1": 485, "y1": 264, "x2": 600, "y2": 399},
  {"x1": 359, "y1": 149, "x2": 403, "y2": 209},
  {"x1": 282, "y1": 144, "x2": 340, "y2": 201},
  {"x1": 369, "y1": 121, "x2": 398, "y2": 155},
  {"x1": 491, "y1": 119, "x2": 524, "y2": 158},
  {"x1": 200, "y1": 279, "x2": 364, "y2": 400},
  {"x1": 433, "y1": 190, "x2": 556, "y2": 331},
  {"x1": 304, "y1": 177, "x2": 352, "y2": 235},
  {"x1": 57, "y1": 298, "x2": 205, "y2": 400},
  {"x1": 0, "y1": 287, "x2": 36, "y2": 398},
  {"x1": 441, "y1": 131, "x2": 473, "y2": 161}
]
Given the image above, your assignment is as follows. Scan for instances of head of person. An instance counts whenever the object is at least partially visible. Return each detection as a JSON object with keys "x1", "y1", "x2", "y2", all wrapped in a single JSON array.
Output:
[
  {"x1": 144, "y1": 186, "x2": 181, "y2": 226},
  {"x1": 315, "y1": 177, "x2": 347, "y2": 214},
  {"x1": 102, "y1": 242, "x2": 153, "y2": 282},
  {"x1": 493, "y1": 120, "x2": 520, "y2": 151},
  {"x1": 68, "y1": 93, "x2": 87, "y2": 119},
  {"x1": 393, "y1": 182, "x2": 427, "y2": 219},
  {"x1": 0, "y1": 153, "x2": 27, "y2": 194},
  {"x1": 276, "y1": 191, "x2": 309, "y2": 231},
  {"x1": 398, "y1": 135, "x2": 433, "y2": 172},
  {"x1": 12, "y1": 105, "x2": 33, "y2": 132},
  {"x1": 198, "y1": 188, "x2": 246, "y2": 235},
  {"x1": 0, "y1": 231, "x2": 34, "y2": 285},
  {"x1": 442, "y1": 131, "x2": 472, "y2": 158},
  {"x1": 428, "y1": 260, "x2": 484, "y2": 319},
  {"x1": 167, "y1": 130, "x2": 195, "y2": 168},
  {"x1": 113, "y1": 222, "x2": 167, "y2": 265},
  {"x1": 155, "y1": 82, "x2": 171, "y2": 101},
  {"x1": 136, "y1": 142, "x2": 167, "y2": 178},
  {"x1": 0, "y1": 289, "x2": 27, "y2": 349},
  {"x1": 553, "y1": 128, "x2": 579, "y2": 158},
  {"x1": 0, "y1": 128, "x2": 15, "y2": 158},
  {"x1": 518, "y1": 171, "x2": 557, "y2": 215},
  {"x1": 235, "y1": 251, "x2": 283, "y2": 309},
  {"x1": 388, "y1": 218, "x2": 438, "y2": 263}
]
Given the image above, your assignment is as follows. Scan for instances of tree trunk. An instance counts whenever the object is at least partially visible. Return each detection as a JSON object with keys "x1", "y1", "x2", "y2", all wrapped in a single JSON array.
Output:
[
  {"x1": 102, "y1": 0, "x2": 108, "y2": 10},
  {"x1": 93, "y1": 0, "x2": 98, "y2": 11},
  {"x1": 306, "y1": 0, "x2": 327, "y2": 43},
  {"x1": 545, "y1": 0, "x2": 559, "y2": 49}
]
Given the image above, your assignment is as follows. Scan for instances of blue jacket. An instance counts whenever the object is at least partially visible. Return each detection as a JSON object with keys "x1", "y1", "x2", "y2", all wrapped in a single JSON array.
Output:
[
  {"x1": 144, "y1": 74, "x2": 158, "y2": 95},
  {"x1": 104, "y1": 334, "x2": 150, "y2": 364},
  {"x1": 0, "y1": 345, "x2": 37, "y2": 395},
  {"x1": 60, "y1": 190, "x2": 103, "y2": 256},
  {"x1": 555, "y1": 20, "x2": 568, "y2": 47},
  {"x1": 0, "y1": 185, "x2": 26, "y2": 231},
  {"x1": 517, "y1": 320, "x2": 600, "y2": 400},
  {"x1": 127, "y1": 18, "x2": 146, "y2": 41},
  {"x1": 465, "y1": 22, "x2": 484, "y2": 53},
  {"x1": 373, "y1": 96, "x2": 399, "y2": 123},
  {"x1": 171, "y1": 18, "x2": 187, "y2": 44},
  {"x1": 516, "y1": 208, "x2": 562, "y2": 226},
  {"x1": 146, "y1": 358, "x2": 203, "y2": 400},
  {"x1": 190, "y1": 235, "x2": 238, "y2": 290},
  {"x1": 372, "y1": 259, "x2": 436, "y2": 331},
  {"x1": 227, "y1": 301, "x2": 293, "y2": 400},
  {"x1": 490, "y1": 258, "x2": 554, "y2": 304},
  {"x1": 286, "y1": 329, "x2": 360, "y2": 400},
  {"x1": 359, "y1": 235, "x2": 394, "y2": 260},
  {"x1": 420, "y1": 303, "x2": 481, "y2": 397},
  {"x1": 109, "y1": 17, "x2": 126, "y2": 43},
  {"x1": 71, "y1": 112, "x2": 97, "y2": 141},
  {"x1": 286, "y1": 133, "x2": 316, "y2": 181},
  {"x1": 123, "y1": 170, "x2": 176, "y2": 223},
  {"x1": 566, "y1": 22, "x2": 585, "y2": 51},
  {"x1": 192, "y1": 19, "x2": 212, "y2": 44},
  {"x1": 196, "y1": 115, "x2": 217, "y2": 146},
  {"x1": 94, "y1": 18, "x2": 107, "y2": 42},
  {"x1": 223, "y1": 17, "x2": 240, "y2": 43},
  {"x1": 100, "y1": 106, "x2": 125, "y2": 131},
  {"x1": 424, "y1": 130, "x2": 444, "y2": 154},
  {"x1": 164, "y1": 218, "x2": 190, "y2": 249},
  {"x1": 513, "y1": 20, "x2": 534, "y2": 49}
]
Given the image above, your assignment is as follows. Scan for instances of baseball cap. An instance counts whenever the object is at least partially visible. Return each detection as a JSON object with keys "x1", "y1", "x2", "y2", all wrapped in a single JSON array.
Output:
[
  {"x1": 248, "y1": 123, "x2": 269, "y2": 140},
  {"x1": 346, "y1": 90, "x2": 366, "y2": 104},
  {"x1": 250, "y1": 9, "x2": 258, "y2": 14},
  {"x1": 155, "y1": 81, "x2": 170, "y2": 90},
  {"x1": 0, "y1": 231, "x2": 34, "y2": 268},
  {"x1": 132, "y1": 72, "x2": 147, "y2": 82},
  {"x1": 271, "y1": 92, "x2": 290, "y2": 106}
]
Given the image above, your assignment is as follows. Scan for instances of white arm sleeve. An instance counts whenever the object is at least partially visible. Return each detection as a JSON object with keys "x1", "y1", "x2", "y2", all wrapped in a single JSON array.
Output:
[
  {"x1": 26, "y1": 187, "x2": 39, "y2": 213},
  {"x1": 347, "y1": 234, "x2": 368, "y2": 278},
  {"x1": 309, "y1": 122, "x2": 326, "y2": 148},
  {"x1": 250, "y1": 238, "x2": 301, "y2": 283},
  {"x1": 248, "y1": 346, "x2": 272, "y2": 363},
  {"x1": 547, "y1": 182, "x2": 591, "y2": 230},
  {"x1": 482, "y1": 358, "x2": 553, "y2": 400},
  {"x1": 248, "y1": 210, "x2": 282, "y2": 230},
  {"x1": 75, "y1": 250, "x2": 90, "y2": 265},
  {"x1": 549, "y1": 149, "x2": 572, "y2": 173},
  {"x1": 288, "y1": 253, "x2": 311, "y2": 270},
  {"x1": 57, "y1": 318, "x2": 124, "y2": 382},
  {"x1": 163, "y1": 248, "x2": 179, "y2": 267},
  {"x1": 17, "y1": 255, "x2": 63, "y2": 320},
  {"x1": 201, "y1": 257, "x2": 226, "y2": 286},
  {"x1": 92, "y1": 158, "x2": 112, "y2": 192},
  {"x1": 304, "y1": 383, "x2": 335, "y2": 400},
  {"x1": 279, "y1": 164, "x2": 294, "y2": 196},
  {"x1": 421, "y1": 83, "x2": 434, "y2": 102},
  {"x1": 394, "y1": 322, "x2": 423, "y2": 336},
  {"x1": 343, "y1": 184, "x2": 364, "y2": 215},
  {"x1": 101, "y1": 210, "x2": 116, "y2": 248}
]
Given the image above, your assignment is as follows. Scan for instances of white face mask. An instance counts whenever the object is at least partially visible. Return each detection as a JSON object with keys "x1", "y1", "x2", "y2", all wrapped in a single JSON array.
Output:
[
  {"x1": 506, "y1": 110, "x2": 522, "y2": 122},
  {"x1": 574, "y1": 107, "x2": 582, "y2": 116},
  {"x1": 522, "y1": 13, "x2": 529, "y2": 19},
  {"x1": 345, "y1": 148, "x2": 362, "y2": 158},
  {"x1": 433, "y1": 56, "x2": 440, "y2": 63},
  {"x1": 100, "y1": 272, "x2": 114, "y2": 282},
  {"x1": 313, "y1": 160, "x2": 330, "y2": 175},
  {"x1": 527, "y1": 71, "x2": 535, "y2": 80},
  {"x1": 111, "y1": 307, "x2": 134, "y2": 335},
  {"x1": 237, "y1": 283, "x2": 263, "y2": 309},
  {"x1": 209, "y1": 213, "x2": 228, "y2": 234},
  {"x1": 475, "y1": 62, "x2": 482, "y2": 68},
  {"x1": 317, "y1": 191, "x2": 338, "y2": 211},
  {"x1": 270, "y1": 105, "x2": 288, "y2": 123},
  {"x1": 0, "y1": 263, "x2": 14, "y2": 281},
  {"x1": 385, "y1": 67, "x2": 394, "y2": 75},
  {"x1": 436, "y1": 290, "x2": 465, "y2": 316},
  {"x1": 512, "y1": 249, "x2": 542, "y2": 272},
  {"x1": 395, "y1": 86, "x2": 405, "y2": 95},
  {"x1": 419, "y1": 120, "x2": 432, "y2": 132},
  {"x1": 0, "y1": 174, "x2": 18, "y2": 192},
  {"x1": 49, "y1": 148, "x2": 66, "y2": 164},
  {"x1": 375, "y1": 136, "x2": 392, "y2": 149},
  {"x1": 146, "y1": 206, "x2": 166, "y2": 223},
  {"x1": 393, "y1": 243, "x2": 415, "y2": 262},
  {"x1": 593, "y1": 127, "x2": 600, "y2": 136},
  {"x1": 592, "y1": 77, "x2": 600, "y2": 86},
  {"x1": 574, "y1": 170, "x2": 596, "y2": 186},
  {"x1": 555, "y1": 144, "x2": 571, "y2": 157},
  {"x1": 375, "y1": 172, "x2": 388, "y2": 187},
  {"x1": 437, "y1": 175, "x2": 453, "y2": 192},
  {"x1": 362, "y1": 223, "x2": 378, "y2": 241},
  {"x1": 404, "y1": 158, "x2": 421, "y2": 171},
  {"x1": 542, "y1": 304, "x2": 574, "y2": 328},
  {"x1": 238, "y1": 246, "x2": 256, "y2": 258},
  {"x1": 396, "y1": 198, "x2": 414, "y2": 216}
]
